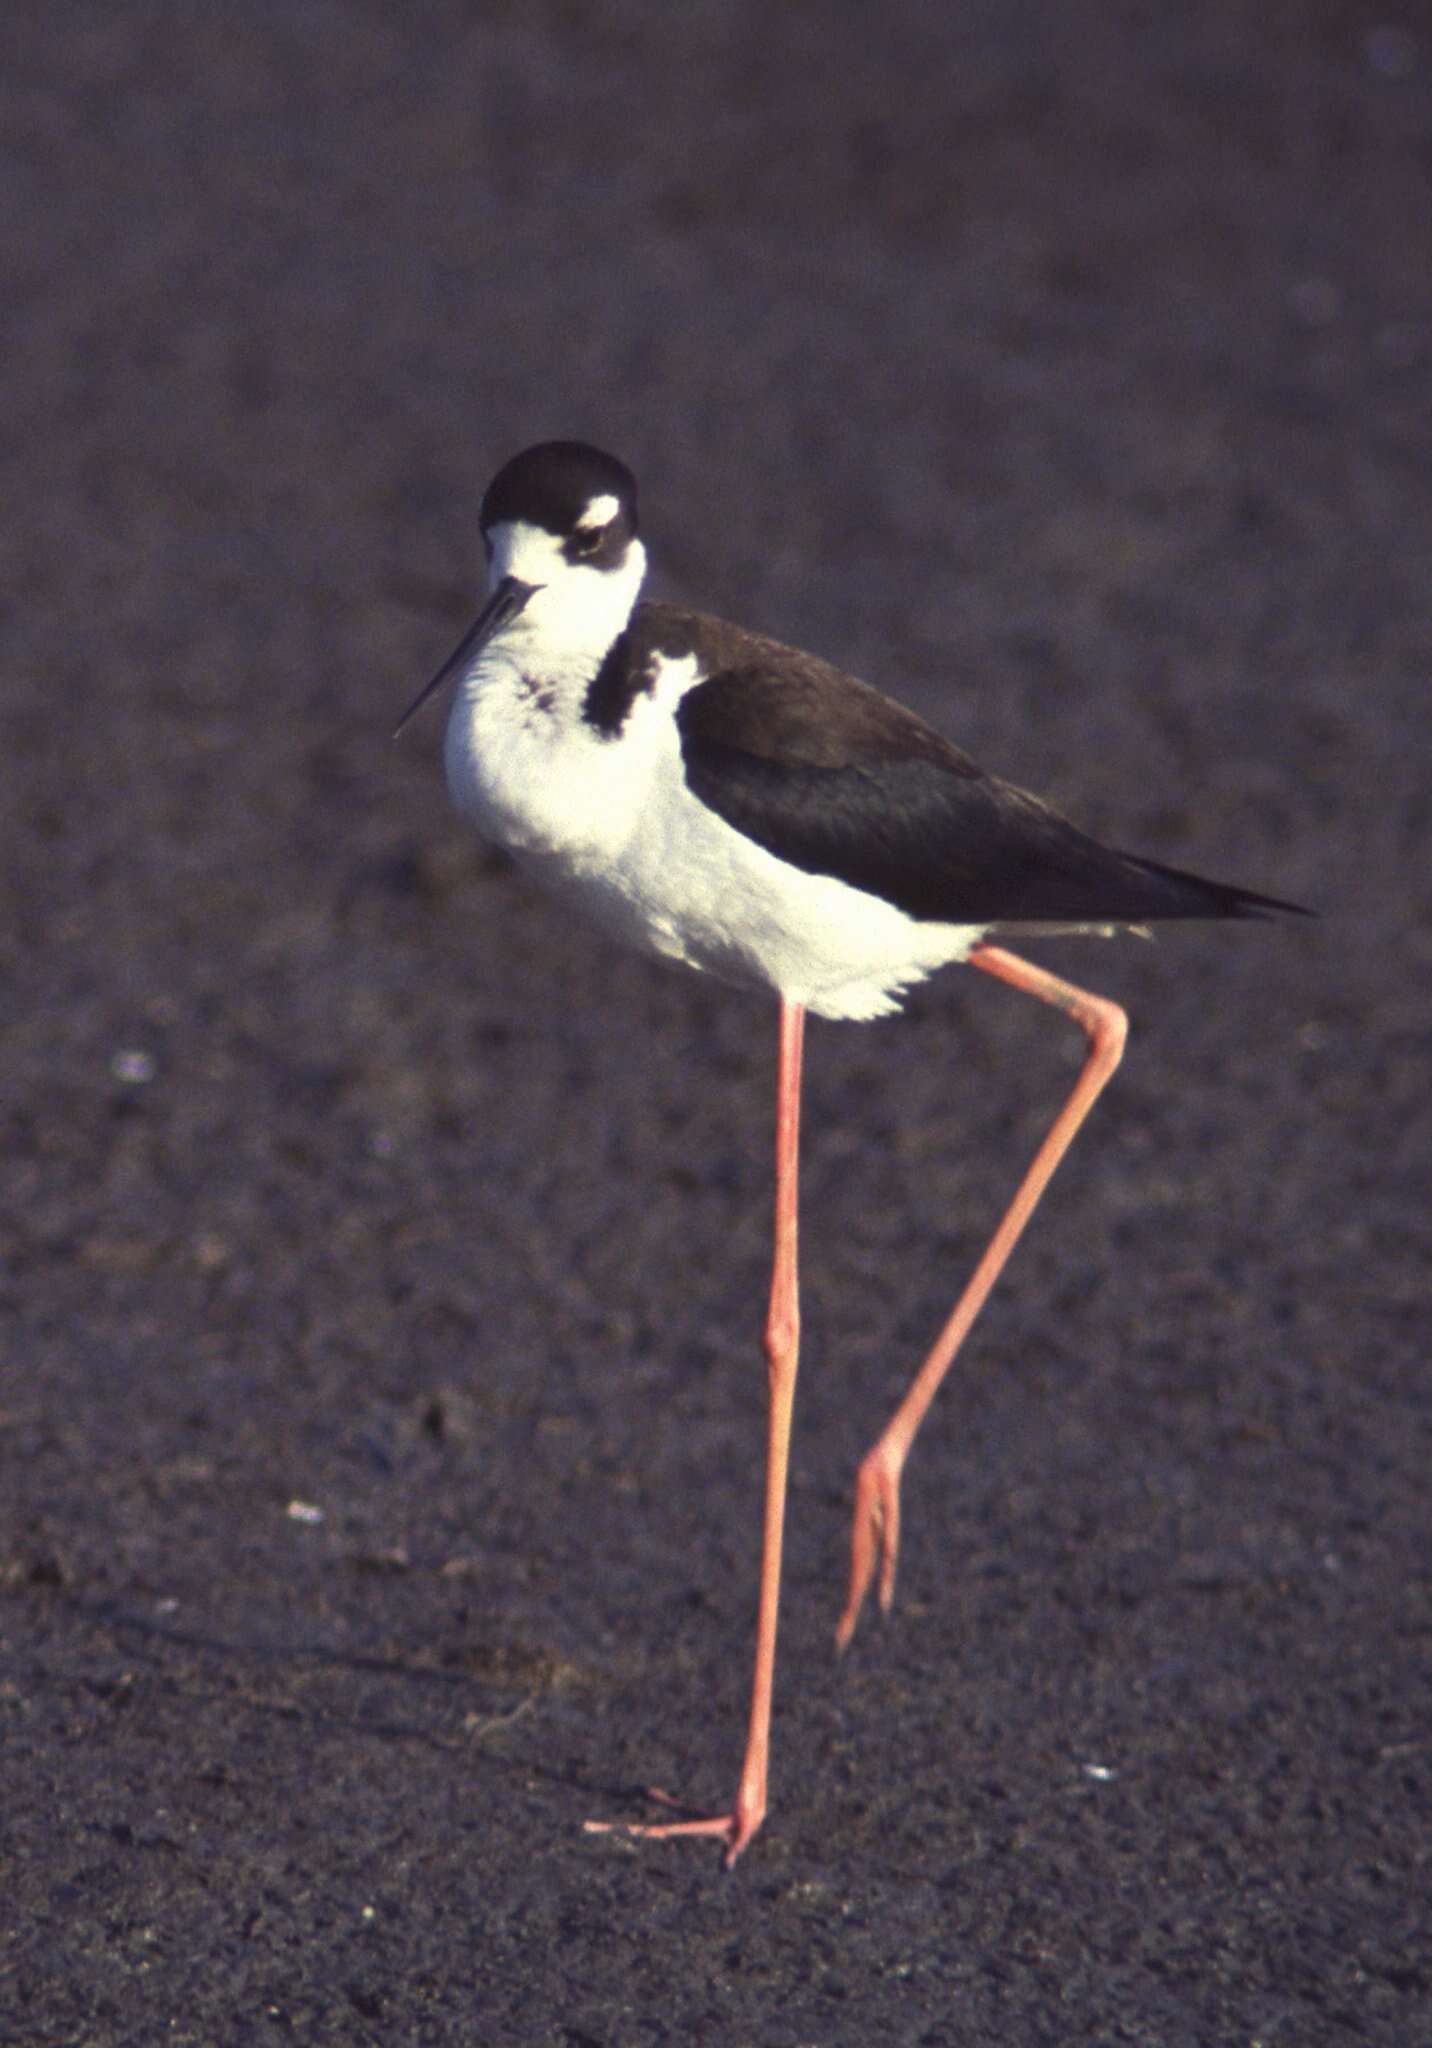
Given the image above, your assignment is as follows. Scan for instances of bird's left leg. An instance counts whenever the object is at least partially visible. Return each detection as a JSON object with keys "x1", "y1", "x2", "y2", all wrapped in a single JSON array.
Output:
[
  {"x1": 835, "y1": 946, "x2": 1127, "y2": 1650},
  {"x1": 586, "y1": 999, "x2": 806, "y2": 1865}
]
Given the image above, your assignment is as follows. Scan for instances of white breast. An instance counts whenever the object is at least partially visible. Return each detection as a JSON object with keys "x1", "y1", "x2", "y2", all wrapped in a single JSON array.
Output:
[{"x1": 444, "y1": 644, "x2": 688, "y2": 866}]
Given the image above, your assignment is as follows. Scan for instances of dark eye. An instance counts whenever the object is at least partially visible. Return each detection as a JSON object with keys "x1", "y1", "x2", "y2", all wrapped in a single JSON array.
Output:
[{"x1": 571, "y1": 527, "x2": 605, "y2": 558}]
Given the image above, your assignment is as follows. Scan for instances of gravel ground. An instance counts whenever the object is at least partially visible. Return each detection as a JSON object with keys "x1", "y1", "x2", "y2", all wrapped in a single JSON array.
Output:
[{"x1": 3, "y1": 6, "x2": 1428, "y2": 2043}]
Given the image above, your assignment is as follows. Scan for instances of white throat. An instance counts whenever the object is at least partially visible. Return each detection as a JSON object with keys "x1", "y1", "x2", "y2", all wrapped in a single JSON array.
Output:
[{"x1": 487, "y1": 519, "x2": 647, "y2": 657}]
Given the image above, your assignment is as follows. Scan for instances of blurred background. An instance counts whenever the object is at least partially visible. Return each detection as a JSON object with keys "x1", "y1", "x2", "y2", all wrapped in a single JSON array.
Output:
[{"x1": 3, "y1": 6, "x2": 1427, "y2": 2042}]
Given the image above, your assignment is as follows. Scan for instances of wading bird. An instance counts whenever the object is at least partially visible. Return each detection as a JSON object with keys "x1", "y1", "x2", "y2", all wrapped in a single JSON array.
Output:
[{"x1": 397, "y1": 440, "x2": 1306, "y2": 1864}]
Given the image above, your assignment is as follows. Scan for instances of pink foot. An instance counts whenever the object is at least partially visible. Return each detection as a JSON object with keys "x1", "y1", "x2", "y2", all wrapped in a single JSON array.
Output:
[
  {"x1": 834, "y1": 1448, "x2": 903, "y2": 1651},
  {"x1": 585, "y1": 1786, "x2": 766, "y2": 1867}
]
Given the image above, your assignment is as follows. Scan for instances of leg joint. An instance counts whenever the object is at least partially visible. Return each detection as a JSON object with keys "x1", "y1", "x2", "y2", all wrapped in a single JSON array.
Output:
[
  {"x1": 764, "y1": 1307, "x2": 800, "y2": 1377},
  {"x1": 1087, "y1": 995, "x2": 1129, "y2": 1068}
]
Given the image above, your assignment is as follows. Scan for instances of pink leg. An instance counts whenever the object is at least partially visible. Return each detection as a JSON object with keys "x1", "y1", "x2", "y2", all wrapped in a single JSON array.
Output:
[
  {"x1": 835, "y1": 946, "x2": 1127, "y2": 1651},
  {"x1": 586, "y1": 999, "x2": 806, "y2": 1865}
]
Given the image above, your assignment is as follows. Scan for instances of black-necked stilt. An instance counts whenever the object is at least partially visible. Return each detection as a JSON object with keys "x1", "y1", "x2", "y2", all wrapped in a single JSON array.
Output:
[{"x1": 396, "y1": 440, "x2": 1308, "y2": 1865}]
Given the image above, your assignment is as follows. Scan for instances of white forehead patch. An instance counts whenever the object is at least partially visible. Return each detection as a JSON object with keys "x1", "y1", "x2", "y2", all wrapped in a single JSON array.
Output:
[{"x1": 576, "y1": 493, "x2": 620, "y2": 531}]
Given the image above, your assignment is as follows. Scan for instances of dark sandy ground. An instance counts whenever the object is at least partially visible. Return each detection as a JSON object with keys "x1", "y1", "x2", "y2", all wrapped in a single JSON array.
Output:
[{"x1": 3, "y1": 6, "x2": 1428, "y2": 2042}]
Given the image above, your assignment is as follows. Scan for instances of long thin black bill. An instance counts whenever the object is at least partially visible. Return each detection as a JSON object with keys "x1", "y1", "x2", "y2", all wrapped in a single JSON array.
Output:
[{"x1": 392, "y1": 576, "x2": 538, "y2": 737}]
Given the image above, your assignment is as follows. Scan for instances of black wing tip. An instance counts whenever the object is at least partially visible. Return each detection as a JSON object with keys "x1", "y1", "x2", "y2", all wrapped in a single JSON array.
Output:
[
  {"x1": 1214, "y1": 885, "x2": 1316, "y2": 922},
  {"x1": 1127, "y1": 851, "x2": 1315, "y2": 924}
]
